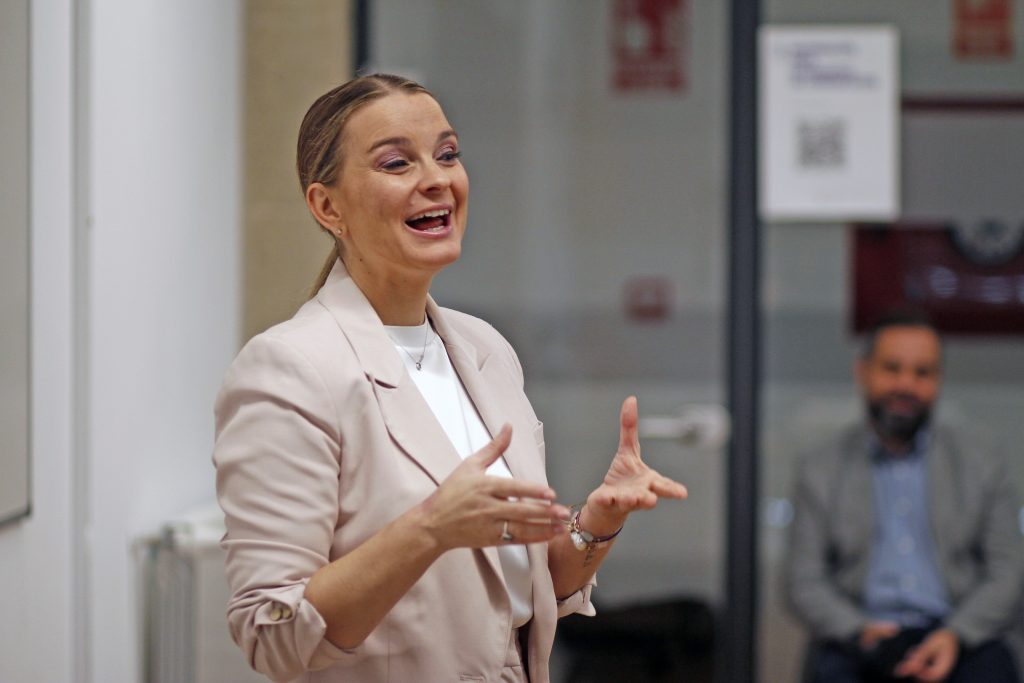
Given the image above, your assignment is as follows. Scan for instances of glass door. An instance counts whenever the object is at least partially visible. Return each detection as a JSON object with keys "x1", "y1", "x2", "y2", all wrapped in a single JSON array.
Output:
[
  {"x1": 759, "y1": 1, "x2": 1024, "y2": 681},
  {"x1": 372, "y1": 1, "x2": 733, "y2": 680}
]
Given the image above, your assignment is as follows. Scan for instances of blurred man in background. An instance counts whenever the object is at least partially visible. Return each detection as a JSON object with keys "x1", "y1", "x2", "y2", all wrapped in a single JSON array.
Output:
[{"x1": 786, "y1": 310, "x2": 1024, "y2": 683}]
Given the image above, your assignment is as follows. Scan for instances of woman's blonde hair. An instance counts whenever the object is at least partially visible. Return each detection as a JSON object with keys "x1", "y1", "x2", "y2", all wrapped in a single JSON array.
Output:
[{"x1": 296, "y1": 74, "x2": 432, "y2": 296}]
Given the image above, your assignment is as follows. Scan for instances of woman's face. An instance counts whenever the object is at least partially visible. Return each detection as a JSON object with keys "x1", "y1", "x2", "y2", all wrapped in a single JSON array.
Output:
[{"x1": 331, "y1": 92, "x2": 469, "y2": 284}]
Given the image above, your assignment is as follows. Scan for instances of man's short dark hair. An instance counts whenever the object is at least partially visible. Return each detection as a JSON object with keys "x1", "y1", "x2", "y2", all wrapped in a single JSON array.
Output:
[{"x1": 861, "y1": 309, "x2": 941, "y2": 359}]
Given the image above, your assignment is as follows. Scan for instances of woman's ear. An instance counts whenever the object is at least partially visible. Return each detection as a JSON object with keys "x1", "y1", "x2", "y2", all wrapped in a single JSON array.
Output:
[{"x1": 306, "y1": 182, "x2": 344, "y2": 236}]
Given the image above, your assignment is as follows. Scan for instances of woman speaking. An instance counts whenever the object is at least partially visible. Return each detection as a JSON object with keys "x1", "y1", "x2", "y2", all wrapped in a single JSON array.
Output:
[{"x1": 214, "y1": 74, "x2": 687, "y2": 683}]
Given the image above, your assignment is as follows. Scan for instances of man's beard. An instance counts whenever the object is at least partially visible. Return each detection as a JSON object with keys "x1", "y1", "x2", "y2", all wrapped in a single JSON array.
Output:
[{"x1": 867, "y1": 393, "x2": 932, "y2": 446}]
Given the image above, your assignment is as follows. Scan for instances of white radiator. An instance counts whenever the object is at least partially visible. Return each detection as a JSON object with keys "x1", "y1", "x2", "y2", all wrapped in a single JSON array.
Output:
[{"x1": 137, "y1": 504, "x2": 265, "y2": 683}]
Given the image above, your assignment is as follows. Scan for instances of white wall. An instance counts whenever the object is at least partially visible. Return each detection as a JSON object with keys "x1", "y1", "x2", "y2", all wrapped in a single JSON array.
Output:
[
  {"x1": 86, "y1": 1, "x2": 242, "y2": 681},
  {"x1": 0, "y1": 2, "x2": 76, "y2": 682},
  {"x1": 0, "y1": 2, "x2": 243, "y2": 682}
]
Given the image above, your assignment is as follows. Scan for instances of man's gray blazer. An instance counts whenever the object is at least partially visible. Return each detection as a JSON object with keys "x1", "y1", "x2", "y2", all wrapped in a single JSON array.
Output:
[{"x1": 785, "y1": 422, "x2": 1024, "y2": 650}]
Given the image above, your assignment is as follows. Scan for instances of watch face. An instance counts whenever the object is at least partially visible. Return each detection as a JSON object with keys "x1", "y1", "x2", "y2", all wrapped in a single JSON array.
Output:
[{"x1": 948, "y1": 219, "x2": 1024, "y2": 267}]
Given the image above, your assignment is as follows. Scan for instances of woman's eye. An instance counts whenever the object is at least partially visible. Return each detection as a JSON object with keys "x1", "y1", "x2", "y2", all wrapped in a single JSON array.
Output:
[
  {"x1": 381, "y1": 158, "x2": 409, "y2": 170},
  {"x1": 438, "y1": 150, "x2": 462, "y2": 163}
]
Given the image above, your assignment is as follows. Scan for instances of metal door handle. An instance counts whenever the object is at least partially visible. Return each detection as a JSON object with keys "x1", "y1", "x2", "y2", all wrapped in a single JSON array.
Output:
[{"x1": 638, "y1": 403, "x2": 731, "y2": 450}]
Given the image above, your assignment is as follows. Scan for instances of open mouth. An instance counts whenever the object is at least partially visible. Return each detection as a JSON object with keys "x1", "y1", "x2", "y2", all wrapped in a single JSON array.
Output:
[{"x1": 405, "y1": 208, "x2": 452, "y2": 233}]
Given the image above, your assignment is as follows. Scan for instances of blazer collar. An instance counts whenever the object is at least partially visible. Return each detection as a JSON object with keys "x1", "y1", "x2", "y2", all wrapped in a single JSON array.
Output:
[
  {"x1": 314, "y1": 259, "x2": 408, "y2": 387},
  {"x1": 314, "y1": 259, "x2": 493, "y2": 381},
  {"x1": 313, "y1": 259, "x2": 525, "y2": 479}
]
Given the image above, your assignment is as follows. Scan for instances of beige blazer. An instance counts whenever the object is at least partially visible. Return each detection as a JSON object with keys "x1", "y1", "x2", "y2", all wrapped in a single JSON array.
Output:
[{"x1": 214, "y1": 260, "x2": 593, "y2": 683}]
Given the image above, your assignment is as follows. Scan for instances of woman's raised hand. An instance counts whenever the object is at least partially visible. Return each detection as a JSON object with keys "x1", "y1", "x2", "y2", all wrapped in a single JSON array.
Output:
[
  {"x1": 419, "y1": 425, "x2": 570, "y2": 550},
  {"x1": 583, "y1": 396, "x2": 688, "y2": 532}
]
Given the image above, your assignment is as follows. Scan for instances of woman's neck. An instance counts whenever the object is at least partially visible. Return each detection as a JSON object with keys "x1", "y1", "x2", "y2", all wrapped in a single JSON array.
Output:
[{"x1": 344, "y1": 258, "x2": 432, "y2": 326}]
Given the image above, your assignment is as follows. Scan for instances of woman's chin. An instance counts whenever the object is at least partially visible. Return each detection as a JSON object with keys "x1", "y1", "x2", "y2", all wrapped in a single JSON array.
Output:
[{"x1": 414, "y1": 241, "x2": 462, "y2": 273}]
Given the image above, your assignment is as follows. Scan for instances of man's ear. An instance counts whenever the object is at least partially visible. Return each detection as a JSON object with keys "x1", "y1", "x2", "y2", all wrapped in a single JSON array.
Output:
[{"x1": 306, "y1": 182, "x2": 344, "y2": 236}]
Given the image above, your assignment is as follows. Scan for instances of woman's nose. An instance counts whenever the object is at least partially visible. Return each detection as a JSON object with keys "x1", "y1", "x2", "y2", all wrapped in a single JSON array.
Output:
[{"x1": 419, "y1": 160, "x2": 452, "y2": 193}]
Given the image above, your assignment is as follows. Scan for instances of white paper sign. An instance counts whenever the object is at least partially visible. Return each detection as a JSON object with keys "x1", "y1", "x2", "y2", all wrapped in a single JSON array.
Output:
[{"x1": 759, "y1": 25, "x2": 900, "y2": 222}]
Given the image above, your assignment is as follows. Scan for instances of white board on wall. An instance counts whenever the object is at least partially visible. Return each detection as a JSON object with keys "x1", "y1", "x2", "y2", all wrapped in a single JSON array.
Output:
[
  {"x1": 759, "y1": 25, "x2": 900, "y2": 222},
  {"x1": 0, "y1": 0, "x2": 31, "y2": 525}
]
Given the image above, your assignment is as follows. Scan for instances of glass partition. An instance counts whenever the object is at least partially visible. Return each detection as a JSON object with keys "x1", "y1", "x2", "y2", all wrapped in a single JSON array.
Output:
[
  {"x1": 373, "y1": 1, "x2": 732, "y2": 679},
  {"x1": 759, "y1": 1, "x2": 1024, "y2": 680}
]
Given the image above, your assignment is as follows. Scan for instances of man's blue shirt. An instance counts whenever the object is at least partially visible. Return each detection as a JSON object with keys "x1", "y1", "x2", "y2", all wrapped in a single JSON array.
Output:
[{"x1": 863, "y1": 429, "x2": 951, "y2": 626}]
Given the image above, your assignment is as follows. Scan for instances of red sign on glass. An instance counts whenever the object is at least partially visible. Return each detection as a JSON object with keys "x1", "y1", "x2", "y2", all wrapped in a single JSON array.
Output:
[
  {"x1": 953, "y1": 0, "x2": 1014, "y2": 60},
  {"x1": 624, "y1": 275, "x2": 673, "y2": 322},
  {"x1": 612, "y1": 0, "x2": 688, "y2": 92}
]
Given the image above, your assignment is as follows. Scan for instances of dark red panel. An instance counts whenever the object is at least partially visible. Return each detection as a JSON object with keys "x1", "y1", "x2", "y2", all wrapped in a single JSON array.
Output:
[{"x1": 852, "y1": 222, "x2": 1024, "y2": 334}]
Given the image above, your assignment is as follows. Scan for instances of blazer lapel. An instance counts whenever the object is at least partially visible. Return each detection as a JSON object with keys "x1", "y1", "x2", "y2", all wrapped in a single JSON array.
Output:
[
  {"x1": 316, "y1": 262, "x2": 509, "y2": 589},
  {"x1": 430, "y1": 300, "x2": 545, "y2": 486},
  {"x1": 427, "y1": 298, "x2": 520, "y2": 582},
  {"x1": 315, "y1": 260, "x2": 463, "y2": 487},
  {"x1": 927, "y1": 432, "x2": 957, "y2": 569},
  {"x1": 840, "y1": 428, "x2": 876, "y2": 558}
]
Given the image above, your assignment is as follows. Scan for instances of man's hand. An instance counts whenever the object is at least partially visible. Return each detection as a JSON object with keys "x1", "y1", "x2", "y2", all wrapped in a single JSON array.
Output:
[
  {"x1": 893, "y1": 628, "x2": 959, "y2": 682},
  {"x1": 859, "y1": 621, "x2": 900, "y2": 650}
]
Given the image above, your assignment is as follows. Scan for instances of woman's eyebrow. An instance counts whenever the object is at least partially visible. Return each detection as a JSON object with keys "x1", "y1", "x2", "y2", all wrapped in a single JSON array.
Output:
[
  {"x1": 366, "y1": 130, "x2": 458, "y2": 153},
  {"x1": 367, "y1": 136, "x2": 410, "y2": 153}
]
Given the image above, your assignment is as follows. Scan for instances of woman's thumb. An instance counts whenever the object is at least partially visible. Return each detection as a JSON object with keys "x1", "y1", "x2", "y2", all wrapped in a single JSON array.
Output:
[{"x1": 467, "y1": 424, "x2": 512, "y2": 469}]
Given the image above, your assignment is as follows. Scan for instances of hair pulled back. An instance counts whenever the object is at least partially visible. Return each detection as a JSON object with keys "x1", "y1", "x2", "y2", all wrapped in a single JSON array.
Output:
[{"x1": 297, "y1": 74, "x2": 432, "y2": 295}]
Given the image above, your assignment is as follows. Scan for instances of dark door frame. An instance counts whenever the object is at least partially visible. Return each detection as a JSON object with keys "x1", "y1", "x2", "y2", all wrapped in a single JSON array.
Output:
[{"x1": 724, "y1": 0, "x2": 762, "y2": 682}]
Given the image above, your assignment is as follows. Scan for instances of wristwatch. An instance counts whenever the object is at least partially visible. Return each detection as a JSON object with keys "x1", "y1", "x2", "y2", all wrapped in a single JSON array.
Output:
[{"x1": 568, "y1": 504, "x2": 623, "y2": 551}]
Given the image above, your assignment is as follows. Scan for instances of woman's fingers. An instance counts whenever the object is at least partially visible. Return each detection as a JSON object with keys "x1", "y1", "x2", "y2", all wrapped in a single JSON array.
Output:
[
  {"x1": 499, "y1": 499, "x2": 570, "y2": 523},
  {"x1": 650, "y1": 476, "x2": 688, "y2": 499},
  {"x1": 589, "y1": 472, "x2": 686, "y2": 512},
  {"x1": 484, "y1": 476, "x2": 557, "y2": 503},
  {"x1": 592, "y1": 488, "x2": 655, "y2": 510},
  {"x1": 497, "y1": 518, "x2": 567, "y2": 545},
  {"x1": 617, "y1": 396, "x2": 640, "y2": 454}
]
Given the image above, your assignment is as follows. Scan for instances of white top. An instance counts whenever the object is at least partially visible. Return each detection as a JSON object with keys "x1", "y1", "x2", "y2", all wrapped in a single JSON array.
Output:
[{"x1": 385, "y1": 320, "x2": 534, "y2": 628}]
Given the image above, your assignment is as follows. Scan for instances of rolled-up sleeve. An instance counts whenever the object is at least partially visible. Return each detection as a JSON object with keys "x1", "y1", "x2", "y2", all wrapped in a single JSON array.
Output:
[
  {"x1": 214, "y1": 334, "x2": 352, "y2": 681},
  {"x1": 556, "y1": 578, "x2": 597, "y2": 618}
]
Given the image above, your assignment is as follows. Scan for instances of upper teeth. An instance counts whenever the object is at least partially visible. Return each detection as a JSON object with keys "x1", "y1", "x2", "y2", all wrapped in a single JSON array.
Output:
[{"x1": 409, "y1": 209, "x2": 450, "y2": 221}]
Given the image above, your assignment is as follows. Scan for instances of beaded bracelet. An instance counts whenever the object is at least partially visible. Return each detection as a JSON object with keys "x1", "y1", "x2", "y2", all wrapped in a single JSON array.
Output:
[{"x1": 568, "y1": 504, "x2": 624, "y2": 551}]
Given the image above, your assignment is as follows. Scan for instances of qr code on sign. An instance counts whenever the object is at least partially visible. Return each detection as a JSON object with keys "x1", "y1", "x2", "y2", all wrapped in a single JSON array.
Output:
[{"x1": 796, "y1": 118, "x2": 846, "y2": 169}]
